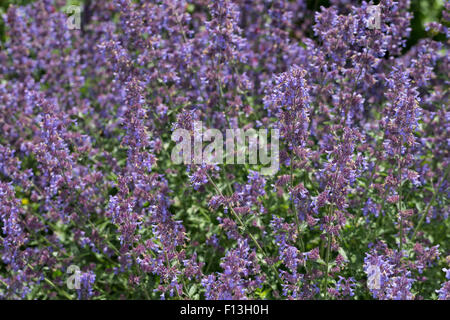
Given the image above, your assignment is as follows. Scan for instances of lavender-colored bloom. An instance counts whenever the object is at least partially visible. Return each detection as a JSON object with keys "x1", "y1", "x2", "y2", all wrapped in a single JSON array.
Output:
[{"x1": 0, "y1": 0, "x2": 447, "y2": 301}]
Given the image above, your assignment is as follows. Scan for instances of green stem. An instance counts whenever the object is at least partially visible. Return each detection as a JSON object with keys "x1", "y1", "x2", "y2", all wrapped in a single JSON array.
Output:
[
  {"x1": 132, "y1": 252, "x2": 151, "y2": 300},
  {"x1": 290, "y1": 147, "x2": 305, "y2": 252},
  {"x1": 26, "y1": 263, "x2": 73, "y2": 300},
  {"x1": 397, "y1": 156, "x2": 403, "y2": 251},
  {"x1": 324, "y1": 205, "x2": 334, "y2": 300},
  {"x1": 0, "y1": 278, "x2": 8, "y2": 288}
]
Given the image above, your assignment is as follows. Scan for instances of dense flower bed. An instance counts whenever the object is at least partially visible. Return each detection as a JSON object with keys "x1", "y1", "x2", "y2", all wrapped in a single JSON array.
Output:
[{"x1": 0, "y1": 0, "x2": 448, "y2": 300}]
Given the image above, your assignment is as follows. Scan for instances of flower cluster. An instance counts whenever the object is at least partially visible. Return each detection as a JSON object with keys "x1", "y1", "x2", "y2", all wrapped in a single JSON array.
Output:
[{"x1": 0, "y1": 0, "x2": 448, "y2": 300}]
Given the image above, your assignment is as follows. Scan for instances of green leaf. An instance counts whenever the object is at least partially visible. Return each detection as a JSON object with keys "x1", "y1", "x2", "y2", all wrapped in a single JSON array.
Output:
[{"x1": 338, "y1": 247, "x2": 348, "y2": 261}]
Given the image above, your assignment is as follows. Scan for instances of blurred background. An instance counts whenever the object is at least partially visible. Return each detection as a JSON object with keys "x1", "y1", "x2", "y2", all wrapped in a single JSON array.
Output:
[{"x1": 0, "y1": 0, "x2": 447, "y2": 52}]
